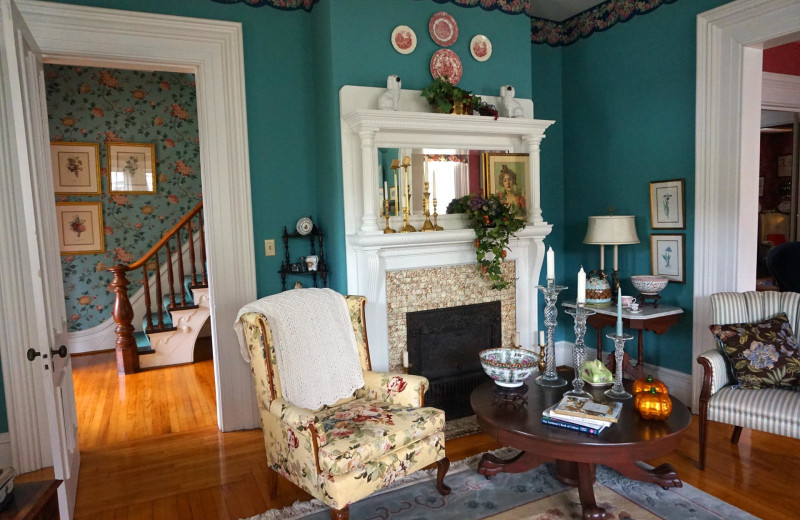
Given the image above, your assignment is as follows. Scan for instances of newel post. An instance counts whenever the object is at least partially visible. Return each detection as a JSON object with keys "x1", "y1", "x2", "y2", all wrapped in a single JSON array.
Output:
[{"x1": 109, "y1": 264, "x2": 139, "y2": 375}]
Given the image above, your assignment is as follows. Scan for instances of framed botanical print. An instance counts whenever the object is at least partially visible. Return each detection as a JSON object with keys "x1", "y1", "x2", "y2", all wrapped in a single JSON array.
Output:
[
  {"x1": 650, "y1": 233, "x2": 685, "y2": 283},
  {"x1": 107, "y1": 142, "x2": 156, "y2": 194},
  {"x1": 50, "y1": 142, "x2": 101, "y2": 195},
  {"x1": 483, "y1": 152, "x2": 529, "y2": 218},
  {"x1": 649, "y1": 179, "x2": 685, "y2": 229},
  {"x1": 55, "y1": 202, "x2": 105, "y2": 254}
]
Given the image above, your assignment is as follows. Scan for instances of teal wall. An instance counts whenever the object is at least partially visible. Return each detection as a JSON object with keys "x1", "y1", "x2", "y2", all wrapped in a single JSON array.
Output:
[{"x1": 559, "y1": 0, "x2": 731, "y2": 372}]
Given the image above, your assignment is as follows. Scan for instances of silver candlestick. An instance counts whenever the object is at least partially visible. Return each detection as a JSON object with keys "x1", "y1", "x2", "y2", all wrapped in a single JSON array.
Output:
[
  {"x1": 535, "y1": 281, "x2": 568, "y2": 387},
  {"x1": 605, "y1": 332, "x2": 634, "y2": 399},
  {"x1": 564, "y1": 303, "x2": 595, "y2": 398}
]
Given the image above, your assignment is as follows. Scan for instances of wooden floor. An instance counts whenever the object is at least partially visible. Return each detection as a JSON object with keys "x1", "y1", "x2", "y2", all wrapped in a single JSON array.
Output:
[{"x1": 18, "y1": 355, "x2": 800, "y2": 519}]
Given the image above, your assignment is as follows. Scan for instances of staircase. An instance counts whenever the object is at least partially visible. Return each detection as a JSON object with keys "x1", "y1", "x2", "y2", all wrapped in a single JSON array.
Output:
[{"x1": 110, "y1": 201, "x2": 209, "y2": 375}]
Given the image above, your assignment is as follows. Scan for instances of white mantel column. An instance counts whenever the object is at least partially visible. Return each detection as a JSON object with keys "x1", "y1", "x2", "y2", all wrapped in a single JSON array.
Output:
[
  {"x1": 359, "y1": 129, "x2": 380, "y2": 233},
  {"x1": 524, "y1": 136, "x2": 544, "y2": 225}
]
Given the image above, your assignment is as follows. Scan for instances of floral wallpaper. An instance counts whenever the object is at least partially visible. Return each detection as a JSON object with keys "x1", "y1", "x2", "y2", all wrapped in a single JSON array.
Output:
[{"x1": 44, "y1": 65, "x2": 202, "y2": 332}]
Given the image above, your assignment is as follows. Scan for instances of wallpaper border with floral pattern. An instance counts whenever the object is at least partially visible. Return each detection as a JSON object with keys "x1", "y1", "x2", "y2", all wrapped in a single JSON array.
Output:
[{"x1": 209, "y1": 0, "x2": 680, "y2": 46}]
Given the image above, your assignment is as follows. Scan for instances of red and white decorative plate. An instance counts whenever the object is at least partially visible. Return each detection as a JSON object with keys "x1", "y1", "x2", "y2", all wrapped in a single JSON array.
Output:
[
  {"x1": 430, "y1": 49, "x2": 463, "y2": 85},
  {"x1": 391, "y1": 25, "x2": 417, "y2": 55},
  {"x1": 428, "y1": 11, "x2": 458, "y2": 47},
  {"x1": 470, "y1": 34, "x2": 492, "y2": 62}
]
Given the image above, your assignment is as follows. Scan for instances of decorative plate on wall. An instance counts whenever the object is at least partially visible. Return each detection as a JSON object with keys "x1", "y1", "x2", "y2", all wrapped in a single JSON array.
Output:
[
  {"x1": 296, "y1": 217, "x2": 313, "y2": 235},
  {"x1": 391, "y1": 25, "x2": 417, "y2": 54},
  {"x1": 470, "y1": 34, "x2": 492, "y2": 62},
  {"x1": 430, "y1": 49, "x2": 463, "y2": 85},
  {"x1": 428, "y1": 11, "x2": 458, "y2": 47}
]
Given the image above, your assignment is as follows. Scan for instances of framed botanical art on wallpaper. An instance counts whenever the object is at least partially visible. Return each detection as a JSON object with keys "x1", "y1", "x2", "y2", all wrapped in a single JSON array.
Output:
[
  {"x1": 107, "y1": 142, "x2": 156, "y2": 194},
  {"x1": 649, "y1": 178, "x2": 685, "y2": 229},
  {"x1": 650, "y1": 233, "x2": 685, "y2": 283},
  {"x1": 50, "y1": 142, "x2": 101, "y2": 195},
  {"x1": 56, "y1": 202, "x2": 105, "y2": 254},
  {"x1": 483, "y1": 152, "x2": 529, "y2": 219}
]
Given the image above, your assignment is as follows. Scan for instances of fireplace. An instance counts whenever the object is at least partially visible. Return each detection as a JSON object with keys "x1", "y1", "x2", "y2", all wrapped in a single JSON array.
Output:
[{"x1": 407, "y1": 301, "x2": 501, "y2": 419}]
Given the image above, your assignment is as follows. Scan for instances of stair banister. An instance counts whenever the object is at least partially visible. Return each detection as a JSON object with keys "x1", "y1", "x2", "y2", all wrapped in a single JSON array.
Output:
[{"x1": 110, "y1": 201, "x2": 206, "y2": 375}]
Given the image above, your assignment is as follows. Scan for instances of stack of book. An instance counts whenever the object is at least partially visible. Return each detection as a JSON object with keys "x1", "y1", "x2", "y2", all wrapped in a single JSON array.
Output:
[{"x1": 541, "y1": 395, "x2": 623, "y2": 435}]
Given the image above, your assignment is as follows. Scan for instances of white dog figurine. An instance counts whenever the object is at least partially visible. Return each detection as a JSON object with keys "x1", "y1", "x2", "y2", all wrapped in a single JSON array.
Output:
[
  {"x1": 378, "y1": 75, "x2": 402, "y2": 111},
  {"x1": 499, "y1": 85, "x2": 524, "y2": 118}
]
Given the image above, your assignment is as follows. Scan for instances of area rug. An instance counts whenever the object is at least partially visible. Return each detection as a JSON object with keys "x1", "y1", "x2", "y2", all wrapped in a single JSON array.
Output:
[
  {"x1": 444, "y1": 415, "x2": 481, "y2": 440},
  {"x1": 244, "y1": 451, "x2": 758, "y2": 520}
]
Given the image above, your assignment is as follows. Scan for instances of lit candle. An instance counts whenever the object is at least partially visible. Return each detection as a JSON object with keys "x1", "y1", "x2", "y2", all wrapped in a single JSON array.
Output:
[
  {"x1": 616, "y1": 287, "x2": 623, "y2": 336},
  {"x1": 546, "y1": 246, "x2": 555, "y2": 281},
  {"x1": 403, "y1": 351, "x2": 409, "y2": 368},
  {"x1": 577, "y1": 266, "x2": 586, "y2": 304},
  {"x1": 539, "y1": 330, "x2": 545, "y2": 345}
]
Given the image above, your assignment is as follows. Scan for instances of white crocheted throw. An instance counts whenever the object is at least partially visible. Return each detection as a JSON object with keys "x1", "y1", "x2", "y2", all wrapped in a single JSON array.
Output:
[{"x1": 235, "y1": 288, "x2": 364, "y2": 410}]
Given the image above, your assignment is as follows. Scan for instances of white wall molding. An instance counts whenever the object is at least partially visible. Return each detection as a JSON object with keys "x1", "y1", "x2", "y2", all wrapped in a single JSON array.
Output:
[
  {"x1": 762, "y1": 71, "x2": 800, "y2": 111},
  {"x1": 693, "y1": 0, "x2": 800, "y2": 412},
  {"x1": 17, "y1": 0, "x2": 258, "y2": 433}
]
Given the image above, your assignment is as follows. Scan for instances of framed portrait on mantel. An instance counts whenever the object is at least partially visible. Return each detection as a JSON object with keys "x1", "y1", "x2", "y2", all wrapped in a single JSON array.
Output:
[
  {"x1": 483, "y1": 152, "x2": 529, "y2": 219},
  {"x1": 50, "y1": 142, "x2": 101, "y2": 195},
  {"x1": 55, "y1": 202, "x2": 105, "y2": 255},
  {"x1": 650, "y1": 233, "x2": 685, "y2": 283},
  {"x1": 649, "y1": 178, "x2": 685, "y2": 229},
  {"x1": 107, "y1": 142, "x2": 156, "y2": 194}
]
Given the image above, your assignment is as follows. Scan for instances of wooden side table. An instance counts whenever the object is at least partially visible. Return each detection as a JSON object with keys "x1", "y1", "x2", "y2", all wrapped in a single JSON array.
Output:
[
  {"x1": 0, "y1": 480, "x2": 61, "y2": 520},
  {"x1": 563, "y1": 300, "x2": 683, "y2": 379}
]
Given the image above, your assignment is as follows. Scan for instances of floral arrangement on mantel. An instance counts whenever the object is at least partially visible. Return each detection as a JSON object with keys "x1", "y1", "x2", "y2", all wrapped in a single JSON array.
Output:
[{"x1": 447, "y1": 194, "x2": 525, "y2": 290}]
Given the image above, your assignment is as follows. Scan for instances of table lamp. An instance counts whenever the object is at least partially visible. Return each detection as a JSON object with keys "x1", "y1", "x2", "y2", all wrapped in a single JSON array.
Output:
[{"x1": 583, "y1": 215, "x2": 640, "y2": 300}]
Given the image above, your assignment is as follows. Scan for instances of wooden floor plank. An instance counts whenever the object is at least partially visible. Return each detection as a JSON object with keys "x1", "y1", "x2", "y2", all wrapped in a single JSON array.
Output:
[{"x1": 17, "y1": 350, "x2": 798, "y2": 519}]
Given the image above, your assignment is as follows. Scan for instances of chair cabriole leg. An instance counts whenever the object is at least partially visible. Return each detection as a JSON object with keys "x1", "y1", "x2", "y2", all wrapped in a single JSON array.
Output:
[{"x1": 436, "y1": 457, "x2": 451, "y2": 495}]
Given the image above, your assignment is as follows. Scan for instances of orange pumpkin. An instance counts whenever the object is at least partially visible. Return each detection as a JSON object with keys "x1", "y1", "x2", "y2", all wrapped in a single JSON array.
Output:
[
  {"x1": 635, "y1": 387, "x2": 672, "y2": 420},
  {"x1": 632, "y1": 374, "x2": 668, "y2": 395}
]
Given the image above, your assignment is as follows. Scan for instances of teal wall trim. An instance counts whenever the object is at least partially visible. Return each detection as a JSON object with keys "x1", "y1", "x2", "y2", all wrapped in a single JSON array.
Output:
[{"x1": 560, "y1": 0, "x2": 732, "y2": 373}]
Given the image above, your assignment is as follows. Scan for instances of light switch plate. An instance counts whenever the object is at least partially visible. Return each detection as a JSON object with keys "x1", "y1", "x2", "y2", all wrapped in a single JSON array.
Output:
[{"x1": 264, "y1": 239, "x2": 276, "y2": 256}]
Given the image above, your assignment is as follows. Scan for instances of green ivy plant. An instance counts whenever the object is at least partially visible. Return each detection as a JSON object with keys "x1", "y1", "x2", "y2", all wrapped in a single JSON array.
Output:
[
  {"x1": 448, "y1": 193, "x2": 526, "y2": 290},
  {"x1": 421, "y1": 77, "x2": 482, "y2": 115}
]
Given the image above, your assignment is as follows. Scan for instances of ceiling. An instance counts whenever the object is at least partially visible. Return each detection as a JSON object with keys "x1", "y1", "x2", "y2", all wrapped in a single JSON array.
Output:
[{"x1": 529, "y1": 0, "x2": 606, "y2": 22}]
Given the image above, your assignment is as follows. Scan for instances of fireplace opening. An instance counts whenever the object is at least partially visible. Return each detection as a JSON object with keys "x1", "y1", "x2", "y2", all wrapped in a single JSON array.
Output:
[{"x1": 407, "y1": 301, "x2": 501, "y2": 419}]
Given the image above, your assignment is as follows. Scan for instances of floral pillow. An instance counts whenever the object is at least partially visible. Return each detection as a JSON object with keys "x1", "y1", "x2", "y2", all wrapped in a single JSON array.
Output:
[{"x1": 709, "y1": 312, "x2": 800, "y2": 389}]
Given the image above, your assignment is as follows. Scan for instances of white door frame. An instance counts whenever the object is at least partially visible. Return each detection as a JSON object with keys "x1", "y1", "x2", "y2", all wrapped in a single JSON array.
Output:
[
  {"x1": 9, "y1": 0, "x2": 258, "y2": 465},
  {"x1": 692, "y1": 0, "x2": 800, "y2": 409}
]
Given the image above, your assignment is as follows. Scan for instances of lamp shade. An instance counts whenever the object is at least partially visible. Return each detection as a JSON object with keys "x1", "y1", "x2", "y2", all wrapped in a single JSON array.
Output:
[{"x1": 583, "y1": 215, "x2": 640, "y2": 245}]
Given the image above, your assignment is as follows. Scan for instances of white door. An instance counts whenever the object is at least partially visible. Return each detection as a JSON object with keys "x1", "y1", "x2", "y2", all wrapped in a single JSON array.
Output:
[{"x1": 0, "y1": 0, "x2": 80, "y2": 517}]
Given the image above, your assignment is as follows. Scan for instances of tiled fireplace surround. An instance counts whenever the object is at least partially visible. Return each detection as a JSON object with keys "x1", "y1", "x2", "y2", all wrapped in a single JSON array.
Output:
[{"x1": 340, "y1": 85, "x2": 554, "y2": 372}]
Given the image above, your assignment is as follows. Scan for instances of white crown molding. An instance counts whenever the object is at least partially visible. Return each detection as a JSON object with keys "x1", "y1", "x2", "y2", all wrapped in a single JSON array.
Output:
[
  {"x1": 762, "y1": 71, "x2": 800, "y2": 111},
  {"x1": 693, "y1": 0, "x2": 800, "y2": 411},
  {"x1": 16, "y1": 0, "x2": 258, "y2": 434}
]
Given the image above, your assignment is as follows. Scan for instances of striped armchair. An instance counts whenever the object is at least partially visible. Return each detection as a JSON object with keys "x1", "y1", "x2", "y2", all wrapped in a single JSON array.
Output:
[{"x1": 697, "y1": 291, "x2": 800, "y2": 469}]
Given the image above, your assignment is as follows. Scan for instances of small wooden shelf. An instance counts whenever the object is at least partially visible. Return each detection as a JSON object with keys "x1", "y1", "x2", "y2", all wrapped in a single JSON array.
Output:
[{"x1": 280, "y1": 223, "x2": 328, "y2": 291}]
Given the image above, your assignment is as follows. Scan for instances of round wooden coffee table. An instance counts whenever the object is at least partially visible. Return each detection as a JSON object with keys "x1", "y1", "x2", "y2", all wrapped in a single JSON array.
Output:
[{"x1": 470, "y1": 376, "x2": 691, "y2": 520}]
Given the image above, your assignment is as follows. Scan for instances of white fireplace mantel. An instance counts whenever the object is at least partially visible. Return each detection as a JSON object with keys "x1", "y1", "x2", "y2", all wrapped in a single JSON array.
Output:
[{"x1": 339, "y1": 85, "x2": 555, "y2": 371}]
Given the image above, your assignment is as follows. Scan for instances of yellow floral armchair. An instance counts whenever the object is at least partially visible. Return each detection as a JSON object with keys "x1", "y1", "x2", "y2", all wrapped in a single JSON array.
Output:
[{"x1": 239, "y1": 295, "x2": 450, "y2": 520}]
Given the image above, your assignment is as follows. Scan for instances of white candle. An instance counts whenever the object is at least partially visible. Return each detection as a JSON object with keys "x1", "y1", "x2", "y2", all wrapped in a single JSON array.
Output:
[
  {"x1": 432, "y1": 168, "x2": 437, "y2": 199},
  {"x1": 402, "y1": 351, "x2": 409, "y2": 368},
  {"x1": 515, "y1": 332, "x2": 521, "y2": 346},
  {"x1": 577, "y1": 267, "x2": 586, "y2": 303},
  {"x1": 539, "y1": 330, "x2": 545, "y2": 345},
  {"x1": 616, "y1": 287, "x2": 623, "y2": 336},
  {"x1": 393, "y1": 171, "x2": 399, "y2": 215},
  {"x1": 546, "y1": 246, "x2": 555, "y2": 281},
  {"x1": 423, "y1": 160, "x2": 428, "y2": 185},
  {"x1": 384, "y1": 181, "x2": 388, "y2": 201}
]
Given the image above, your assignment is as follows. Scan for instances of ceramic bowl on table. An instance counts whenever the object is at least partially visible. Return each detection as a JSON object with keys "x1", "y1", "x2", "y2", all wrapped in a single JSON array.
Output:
[
  {"x1": 631, "y1": 275, "x2": 669, "y2": 295},
  {"x1": 479, "y1": 347, "x2": 538, "y2": 387}
]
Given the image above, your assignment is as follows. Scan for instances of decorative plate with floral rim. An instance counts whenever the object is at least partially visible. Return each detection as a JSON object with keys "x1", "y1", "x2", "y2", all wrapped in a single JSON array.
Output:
[
  {"x1": 391, "y1": 25, "x2": 417, "y2": 54},
  {"x1": 428, "y1": 11, "x2": 458, "y2": 47},
  {"x1": 470, "y1": 34, "x2": 492, "y2": 62},
  {"x1": 296, "y1": 217, "x2": 313, "y2": 235},
  {"x1": 430, "y1": 49, "x2": 463, "y2": 85}
]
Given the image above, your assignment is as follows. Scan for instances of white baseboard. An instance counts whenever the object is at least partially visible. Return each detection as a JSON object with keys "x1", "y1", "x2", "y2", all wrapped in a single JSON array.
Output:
[
  {"x1": 0, "y1": 434, "x2": 11, "y2": 468},
  {"x1": 555, "y1": 341, "x2": 693, "y2": 411}
]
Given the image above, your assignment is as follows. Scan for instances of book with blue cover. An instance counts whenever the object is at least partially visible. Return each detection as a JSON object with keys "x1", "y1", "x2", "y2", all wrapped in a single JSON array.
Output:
[{"x1": 541, "y1": 415, "x2": 605, "y2": 435}]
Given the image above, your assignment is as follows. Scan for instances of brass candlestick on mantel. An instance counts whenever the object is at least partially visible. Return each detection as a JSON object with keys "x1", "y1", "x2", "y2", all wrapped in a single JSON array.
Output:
[
  {"x1": 432, "y1": 197, "x2": 444, "y2": 231},
  {"x1": 420, "y1": 182, "x2": 435, "y2": 232},
  {"x1": 382, "y1": 199, "x2": 396, "y2": 234},
  {"x1": 399, "y1": 160, "x2": 416, "y2": 233}
]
